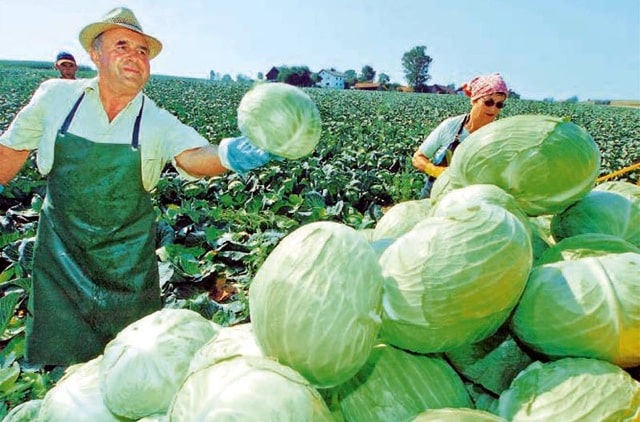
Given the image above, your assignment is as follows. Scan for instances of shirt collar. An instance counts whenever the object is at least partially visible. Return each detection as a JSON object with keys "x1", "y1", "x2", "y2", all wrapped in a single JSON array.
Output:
[{"x1": 83, "y1": 77, "x2": 145, "y2": 109}]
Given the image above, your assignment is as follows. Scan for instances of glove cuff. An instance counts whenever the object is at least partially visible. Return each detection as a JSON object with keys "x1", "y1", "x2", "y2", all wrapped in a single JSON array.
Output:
[
  {"x1": 218, "y1": 137, "x2": 236, "y2": 172},
  {"x1": 0, "y1": 184, "x2": 4, "y2": 195}
]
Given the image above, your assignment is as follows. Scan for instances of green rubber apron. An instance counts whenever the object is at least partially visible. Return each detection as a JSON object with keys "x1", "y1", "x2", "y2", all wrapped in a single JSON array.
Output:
[{"x1": 26, "y1": 93, "x2": 161, "y2": 365}]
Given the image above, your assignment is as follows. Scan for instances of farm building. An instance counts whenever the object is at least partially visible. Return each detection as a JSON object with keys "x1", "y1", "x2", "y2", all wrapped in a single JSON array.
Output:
[
  {"x1": 265, "y1": 66, "x2": 280, "y2": 82},
  {"x1": 352, "y1": 82, "x2": 382, "y2": 91},
  {"x1": 316, "y1": 69, "x2": 346, "y2": 89}
]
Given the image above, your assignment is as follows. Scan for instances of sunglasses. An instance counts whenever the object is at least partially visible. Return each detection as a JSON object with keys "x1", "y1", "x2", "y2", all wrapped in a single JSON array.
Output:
[{"x1": 483, "y1": 98, "x2": 505, "y2": 109}]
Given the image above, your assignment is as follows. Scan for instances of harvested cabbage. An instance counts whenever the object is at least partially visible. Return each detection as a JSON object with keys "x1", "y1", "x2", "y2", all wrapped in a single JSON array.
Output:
[
  {"x1": 188, "y1": 322, "x2": 263, "y2": 375},
  {"x1": 101, "y1": 308, "x2": 220, "y2": 419},
  {"x1": 379, "y1": 204, "x2": 532, "y2": 353},
  {"x1": 412, "y1": 408, "x2": 506, "y2": 422},
  {"x1": 498, "y1": 358, "x2": 640, "y2": 421},
  {"x1": 249, "y1": 221, "x2": 383, "y2": 388},
  {"x1": 372, "y1": 198, "x2": 432, "y2": 241},
  {"x1": 448, "y1": 115, "x2": 600, "y2": 216},
  {"x1": 168, "y1": 355, "x2": 333, "y2": 421},
  {"x1": 550, "y1": 189, "x2": 640, "y2": 246},
  {"x1": 512, "y1": 252, "x2": 640, "y2": 367},
  {"x1": 237, "y1": 82, "x2": 322, "y2": 159},
  {"x1": 39, "y1": 357, "x2": 126, "y2": 422},
  {"x1": 2, "y1": 400, "x2": 43, "y2": 422},
  {"x1": 535, "y1": 232, "x2": 640, "y2": 265},
  {"x1": 333, "y1": 344, "x2": 472, "y2": 422}
]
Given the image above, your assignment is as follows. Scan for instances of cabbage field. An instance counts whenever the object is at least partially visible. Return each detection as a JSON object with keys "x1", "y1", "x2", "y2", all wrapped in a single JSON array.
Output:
[{"x1": 1, "y1": 64, "x2": 639, "y2": 420}]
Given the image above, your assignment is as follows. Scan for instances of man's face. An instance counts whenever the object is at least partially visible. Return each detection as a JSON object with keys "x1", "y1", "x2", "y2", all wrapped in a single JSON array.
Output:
[
  {"x1": 91, "y1": 27, "x2": 151, "y2": 95},
  {"x1": 56, "y1": 61, "x2": 77, "y2": 79}
]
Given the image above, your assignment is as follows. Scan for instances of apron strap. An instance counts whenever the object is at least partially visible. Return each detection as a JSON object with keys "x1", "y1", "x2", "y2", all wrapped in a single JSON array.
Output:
[
  {"x1": 131, "y1": 96, "x2": 145, "y2": 150},
  {"x1": 60, "y1": 93, "x2": 86, "y2": 135}
]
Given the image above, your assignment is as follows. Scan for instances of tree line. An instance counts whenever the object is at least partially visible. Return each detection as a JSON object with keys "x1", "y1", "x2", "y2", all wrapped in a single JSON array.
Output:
[
  {"x1": 210, "y1": 45, "x2": 520, "y2": 97},
  {"x1": 210, "y1": 45, "x2": 434, "y2": 91}
]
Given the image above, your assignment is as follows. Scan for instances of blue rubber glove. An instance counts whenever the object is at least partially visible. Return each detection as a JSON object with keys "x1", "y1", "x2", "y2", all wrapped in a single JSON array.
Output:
[
  {"x1": 218, "y1": 136, "x2": 273, "y2": 175},
  {"x1": 0, "y1": 184, "x2": 4, "y2": 195}
]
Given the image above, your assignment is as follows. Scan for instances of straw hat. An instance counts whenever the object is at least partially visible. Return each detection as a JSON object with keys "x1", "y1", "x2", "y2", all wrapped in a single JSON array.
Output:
[{"x1": 79, "y1": 7, "x2": 163, "y2": 59}]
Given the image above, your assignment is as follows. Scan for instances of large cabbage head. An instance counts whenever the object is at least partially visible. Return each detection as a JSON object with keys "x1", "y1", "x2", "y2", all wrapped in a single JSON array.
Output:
[
  {"x1": 372, "y1": 198, "x2": 432, "y2": 241},
  {"x1": 511, "y1": 252, "x2": 640, "y2": 367},
  {"x1": 100, "y1": 308, "x2": 220, "y2": 419},
  {"x1": 550, "y1": 189, "x2": 640, "y2": 246},
  {"x1": 332, "y1": 344, "x2": 472, "y2": 422},
  {"x1": 498, "y1": 358, "x2": 640, "y2": 421},
  {"x1": 595, "y1": 180, "x2": 640, "y2": 199},
  {"x1": 429, "y1": 184, "x2": 530, "y2": 233},
  {"x1": 379, "y1": 204, "x2": 532, "y2": 353},
  {"x1": 448, "y1": 115, "x2": 600, "y2": 216},
  {"x1": 249, "y1": 221, "x2": 384, "y2": 388},
  {"x1": 3, "y1": 400, "x2": 43, "y2": 422},
  {"x1": 237, "y1": 82, "x2": 322, "y2": 159},
  {"x1": 188, "y1": 322, "x2": 263, "y2": 375},
  {"x1": 535, "y1": 233, "x2": 640, "y2": 265},
  {"x1": 168, "y1": 355, "x2": 333, "y2": 421},
  {"x1": 412, "y1": 408, "x2": 506, "y2": 422},
  {"x1": 39, "y1": 357, "x2": 127, "y2": 422}
]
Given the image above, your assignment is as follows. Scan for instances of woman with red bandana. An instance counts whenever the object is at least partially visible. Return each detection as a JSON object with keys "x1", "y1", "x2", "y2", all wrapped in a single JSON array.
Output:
[{"x1": 412, "y1": 73, "x2": 509, "y2": 198}]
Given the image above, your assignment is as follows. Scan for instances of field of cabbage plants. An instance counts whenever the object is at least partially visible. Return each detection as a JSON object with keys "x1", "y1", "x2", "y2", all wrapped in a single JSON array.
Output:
[{"x1": 1, "y1": 64, "x2": 639, "y2": 420}]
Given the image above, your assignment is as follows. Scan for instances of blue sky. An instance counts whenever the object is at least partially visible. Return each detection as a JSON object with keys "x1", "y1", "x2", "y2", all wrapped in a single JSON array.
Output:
[{"x1": 2, "y1": 0, "x2": 639, "y2": 101}]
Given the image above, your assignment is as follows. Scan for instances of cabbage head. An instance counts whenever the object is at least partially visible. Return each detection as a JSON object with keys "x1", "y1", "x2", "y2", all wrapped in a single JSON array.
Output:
[
  {"x1": 428, "y1": 184, "x2": 530, "y2": 233},
  {"x1": 3, "y1": 400, "x2": 43, "y2": 422},
  {"x1": 550, "y1": 189, "x2": 640, "y2": 246},
  {"x1": 412, "y1": 408, "x2": 506, "y2": 422},
  {"x1": 188, "y1": 322, "x2": 263, "y2": 375},
  {"x1": 101, "y1": 309, "x2": 220, "y2": 419},
  {"x1": 39, "y1": 357, "x2": 127, "y2": 422},
  {"x1": 168, "y1": 355, "x2": 333, "y2": 421},
  {"x1": 237, "y1": 82, "x2": 322, "y2": 159},
  {"x1": 249, "y1": 221, "x2": 383, "y2": 388},
  {"x1": 448, "y1": 115, "x2": 600, "y2": 216},
  {"x1": 595, "y1": 180, "x2": 640, "y2": 199},
  {"x1": 512, "y1": 252, "x2": 640, "y2": 367},
  {"x1": 332, "y1": 344, "x2": 472, "y2": 422},
  {"x1": 535, "y1": 233, "x2": 640, "y2": 265},
  {"x1": 498, "y1": 358, "x2": 640, "y2": 421},
  {"x1": 372, "y1": 198, "x2": 432, "y2": 241},
  {"x1": 379, "y1": 204, "x2": 532, "y2": 353}
]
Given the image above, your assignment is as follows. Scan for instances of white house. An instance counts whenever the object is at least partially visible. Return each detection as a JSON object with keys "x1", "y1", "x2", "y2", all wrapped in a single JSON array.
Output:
[{"x1": 316, "y1": 69, "x2": 345, "y2": 89}]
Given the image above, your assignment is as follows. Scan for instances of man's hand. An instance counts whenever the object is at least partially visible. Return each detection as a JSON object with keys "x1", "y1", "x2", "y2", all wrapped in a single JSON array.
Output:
[{"x1": 219, "y1": 136, "x2": 275, "y2": 175}]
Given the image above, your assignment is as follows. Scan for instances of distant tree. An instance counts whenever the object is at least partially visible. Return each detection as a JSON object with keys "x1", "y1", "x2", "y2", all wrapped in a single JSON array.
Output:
[
  {"x1": 402, "y1": 45, "x2": 433, "y2": 92},
  {"x1": 344, "y1": 69, "x2": 358, "y2": 88},
  {"x1": 565, "y1": 95, "x2": 579, "y2": 103},
  {"x1": 277, "y1": 66, "x2": 313, "y2": 87},
  {"x1": 508, "y1": 89, "x2": 521, "y2": 99},
  {"x1": 543, "y1": 97, "x2": 555, "y2": 103},
  {"x1": 359, "y1": 65, "x2": 376, "y2": 82},
  {"x1": 236, "y1": 74, "x2": 253, "y2": 84},
  {"x1": 256, "y1": 72, "x2": 264, "y2": 80},
  {"x1": 378, "y1": 73, "x2": 390, "y2": 85},
  {"x1": 221, "y1": 74, "x2": 233, "y2": 84},
  {"x1": 209, "y1": 70, "x2": 220, "y2": 81}
]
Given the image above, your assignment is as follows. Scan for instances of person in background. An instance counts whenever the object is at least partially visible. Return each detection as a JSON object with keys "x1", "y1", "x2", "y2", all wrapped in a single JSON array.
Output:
[
  {"x1": 0, "y1": 7, "x2": 277, "y2": 366},
  {"x1": 412, "y1": 73, "x2": 509, "y2": 198},
  {"x1": 54, "y1": 51, "x2": 78, "y2": 79}
]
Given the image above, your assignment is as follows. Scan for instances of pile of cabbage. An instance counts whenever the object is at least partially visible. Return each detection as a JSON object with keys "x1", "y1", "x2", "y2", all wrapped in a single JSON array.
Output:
[{"x1": 6, "y1": 115, "x2": 640, "y2": 421}]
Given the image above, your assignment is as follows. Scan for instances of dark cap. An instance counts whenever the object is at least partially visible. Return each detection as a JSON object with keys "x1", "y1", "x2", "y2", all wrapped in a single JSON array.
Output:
[{"x1": 56, "y1": 51, "x2": 76, "y2": 65}]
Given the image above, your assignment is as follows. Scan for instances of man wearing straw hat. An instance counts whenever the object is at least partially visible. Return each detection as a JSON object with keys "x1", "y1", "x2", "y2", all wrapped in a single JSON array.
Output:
[{"x1": 0, "y1": 7, "x2": 275, "y2": 365}]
